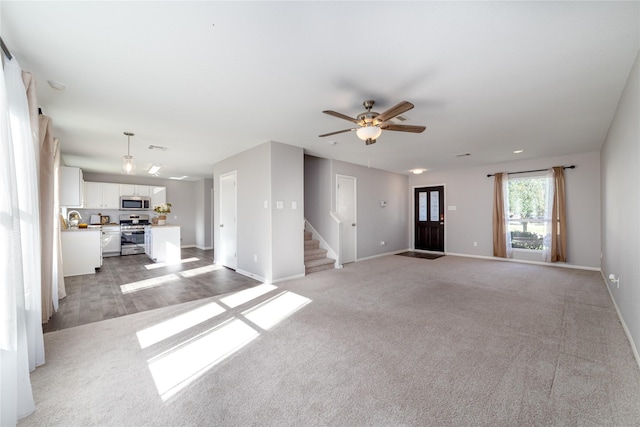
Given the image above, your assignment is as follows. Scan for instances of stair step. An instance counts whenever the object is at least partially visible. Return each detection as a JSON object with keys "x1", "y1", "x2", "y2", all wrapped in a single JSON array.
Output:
[
  {"x1": 304, "y1": 231, "x2": 313, "y2": 241},
  {"x1": 304, "y1": 239, "x2": 319, "y2": 249},
  {"x1": 305, "y1": 257, "x2": 336, "y2": 274},
  {"x1": 304, "y1": 248, "x2": 328, "y2": 261}
]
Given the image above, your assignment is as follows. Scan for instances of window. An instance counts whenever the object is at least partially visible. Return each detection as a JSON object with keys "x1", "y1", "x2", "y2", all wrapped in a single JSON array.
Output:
[{"x1": 507, "y1": 175, "x2": 552, "y2": 251}]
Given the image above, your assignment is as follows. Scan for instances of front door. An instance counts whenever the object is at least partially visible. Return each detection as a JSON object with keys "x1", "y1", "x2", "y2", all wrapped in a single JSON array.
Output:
[
  {"x1": 337, "y1": 175, "x2": 356, "y2": 264},
  {"x1": 415, "y1": 186, "x2": 445, "y2": 252},
  {"x1": 219, "y1": 171, "x2": 237, "y2": 269}
]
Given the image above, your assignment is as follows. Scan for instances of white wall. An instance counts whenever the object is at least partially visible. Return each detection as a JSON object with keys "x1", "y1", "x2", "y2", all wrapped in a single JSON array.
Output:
[
  {"x1": 82, "y1": 172, "x2": 197, "y2": 246},
  {"x1": 601, "y1": 50, "x2": 640, "y2": 356},
  {"x1": 408, "y1": 151, "x2": 602, "y2": 268},
  {"x1": 213, "y1": 141, "x2": 304, "y2": 283}
]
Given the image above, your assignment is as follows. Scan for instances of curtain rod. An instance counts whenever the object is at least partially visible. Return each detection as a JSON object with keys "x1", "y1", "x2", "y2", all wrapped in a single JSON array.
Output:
[
  {"x1": 486, "y1": 165, "x2": 575, "y2": 178},
  {"x1": 0, "y1": 37, "x2": 12, "y2": 60}
]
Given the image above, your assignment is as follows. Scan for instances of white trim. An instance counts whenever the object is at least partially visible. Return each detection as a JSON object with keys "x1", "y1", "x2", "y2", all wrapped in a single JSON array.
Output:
[
  {"x1": 601, "y1": 271, "x2": 640, "y2": 370},
  {"x1": 357, "y1": 248, "x2": 411, "y2": 262},
  {"x1": 194, "y1": 245, "x2": 213, "y2": 250},
  {"x1": 444, "y1": 251, "x2": 600, "y2": 271},
  {"x1": 180, "y1": 244, "x2": 196, "y2": 249}
]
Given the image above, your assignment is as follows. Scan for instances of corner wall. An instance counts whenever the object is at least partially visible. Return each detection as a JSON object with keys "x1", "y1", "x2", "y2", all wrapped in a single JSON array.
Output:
[{"x1": 601, "y1": 50, "x2": 640, "y2": 357}]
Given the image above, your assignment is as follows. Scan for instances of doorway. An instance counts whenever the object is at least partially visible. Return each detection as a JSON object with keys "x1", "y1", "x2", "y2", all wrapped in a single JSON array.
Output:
[
  {"x1": 336, "y1": 175, "x2": 356, "y2": 264},
  {"x1": 414, "y1": 186, "x2": 445, "y2": 252},
  {"x1": 219, "y1": 171, "x2": 237, "y2": 269}
]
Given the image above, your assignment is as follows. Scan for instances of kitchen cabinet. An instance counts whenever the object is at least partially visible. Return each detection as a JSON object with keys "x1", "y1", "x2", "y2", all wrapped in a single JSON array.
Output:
[
  {"x1": 60, "y1": 166, "x2": 84, "y2": 207},
  {"x1": 85, "y1": 182, "x2": 121, "y2": 209},
  {"x1": 61, "y1": 229, "x2": 102, "y2": 276},
  {"x1": 145, "y1": 225, "x2": 180, "y2": 263},
  {"x1": 150, "y1": 186, "x2": 167, "y2": 208},
  {"x1": 120, "y1": 184, "x2": 150, "y2": 197}
]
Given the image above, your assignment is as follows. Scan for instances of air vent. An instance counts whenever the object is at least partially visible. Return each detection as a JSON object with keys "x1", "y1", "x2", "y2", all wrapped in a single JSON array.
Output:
[
  {"x1": 148, "y1": 145, "x2": 168, "y2": 151},
  {"x1": 388, "y1": 114, "x2": 408, "y2": 124},
  {"x1": 456, "y1": 152, "x2": 471, "y2": 157}
]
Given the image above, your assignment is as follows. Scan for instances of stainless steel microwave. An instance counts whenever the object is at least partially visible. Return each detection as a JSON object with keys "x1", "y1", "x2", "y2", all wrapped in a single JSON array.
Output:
[{"x1": 120, "y1": 196, "x2": 150, "y2": 211}]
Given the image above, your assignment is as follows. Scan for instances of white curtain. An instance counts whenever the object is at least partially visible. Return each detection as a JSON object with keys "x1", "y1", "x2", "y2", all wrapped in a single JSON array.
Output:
[
  {"x1": 542, "y1": 168, "x2": 556, "y2": 262},
  {"x1": 0, "y1": 57, "x2": 44, "y2": 424},
  {"x1": 502, "y1": 173, "x2": 513, "y2": 259}
]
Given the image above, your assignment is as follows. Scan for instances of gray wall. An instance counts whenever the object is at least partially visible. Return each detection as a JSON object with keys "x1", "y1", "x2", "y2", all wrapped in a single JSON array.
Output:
[
  {"x1": 213, "y1": 141, "x2": 304, "y2": 283},
  {"x1": 195, "y1": 178, "x2": 213, "y2": 249},
  {"x1": 408, "y1": 151, "x2": 602, "y2": 268},
  {"x1": 601, "y1": 51, "x2": 640, "y2": 356},
  {"x1": 304, "y1": 155, "x2": 409, "y2": 260},
  {"x1": 82, "y1": 172, "x2": 197, "y2": 246}
]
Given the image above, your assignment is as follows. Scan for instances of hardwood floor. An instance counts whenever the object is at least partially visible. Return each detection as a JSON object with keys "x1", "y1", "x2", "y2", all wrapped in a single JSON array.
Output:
[{"x1": 43, "y1": 248, "x2": 260, "y2": 333}]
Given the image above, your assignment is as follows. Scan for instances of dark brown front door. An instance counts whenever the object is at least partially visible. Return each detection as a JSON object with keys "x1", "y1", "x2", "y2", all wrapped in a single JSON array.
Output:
[{"x1": 415, "y1": 186, "x2": 445, "y2": 252}]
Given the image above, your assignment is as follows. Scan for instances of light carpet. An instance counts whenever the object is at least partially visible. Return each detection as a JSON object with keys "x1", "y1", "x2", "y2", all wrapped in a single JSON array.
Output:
[{"x1": 19, "y1": 255, "x2": 640, "y2": 426}]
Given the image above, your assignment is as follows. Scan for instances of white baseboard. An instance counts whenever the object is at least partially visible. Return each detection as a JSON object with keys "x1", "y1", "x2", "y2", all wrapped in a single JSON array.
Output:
[
  {"x1": 357, "y1": 248, "x2": 411, "y2": 262},
  {"x1": 236, "y1": 269, "x2": 266, "y2": 283},
  {"x1": 601, "y1": 271, "x2": 640, "y2": 370},
  {"x1": 271, "y1": 273, "x2": 306, "y2": 284},
  {"x1": 181, "y1": 244, "x2": 196, "y2": 249},
  {"x1": 194, "y1": 245, "x2": 213, "y2": 250},
  {"x1": 444, "y1": 252, "x2": 600, "y2": 272}
]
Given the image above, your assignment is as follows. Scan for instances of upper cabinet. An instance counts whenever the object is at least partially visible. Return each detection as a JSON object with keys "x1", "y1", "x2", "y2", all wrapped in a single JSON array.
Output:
[
  {"x1": 85, "y1": 182, "x2": 120, "y2": 209},
  {"x1": 60, "y1": 166, "x2": 84, "y2": 207},
  {"x1": 119, "y1": 184, "x2": 151, "y2": 197}
]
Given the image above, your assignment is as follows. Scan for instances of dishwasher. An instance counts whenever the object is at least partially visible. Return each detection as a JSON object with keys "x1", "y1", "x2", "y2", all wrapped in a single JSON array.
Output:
[{"x1": 102, "y1": 225, "x2": 121, "y2": 257}]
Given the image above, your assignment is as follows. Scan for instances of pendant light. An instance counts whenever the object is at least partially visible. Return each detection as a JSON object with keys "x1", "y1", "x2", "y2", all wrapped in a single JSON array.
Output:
[{"x1": 122, "y1": 131, "x2": 135, "y2": 175}]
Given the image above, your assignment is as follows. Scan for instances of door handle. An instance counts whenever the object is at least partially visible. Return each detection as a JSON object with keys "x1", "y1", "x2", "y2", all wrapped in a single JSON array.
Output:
[
  {"x1": 352, "y1": 223, "x2": 356, "y2": 226},
  {"x1": 220, "y1": 224, "x2": 224, "y2": 228}
]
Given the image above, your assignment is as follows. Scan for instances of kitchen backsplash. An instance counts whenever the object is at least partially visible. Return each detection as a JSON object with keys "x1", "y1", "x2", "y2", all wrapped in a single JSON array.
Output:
[{"x1": 76, "y1": 208, "x2": 158, "y2": 223}]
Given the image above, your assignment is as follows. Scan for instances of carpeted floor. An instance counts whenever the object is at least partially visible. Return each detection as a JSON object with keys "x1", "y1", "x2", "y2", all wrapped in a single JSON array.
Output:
[{"x1": 19, "y1": 255, "x2": 640, "y2": 426}]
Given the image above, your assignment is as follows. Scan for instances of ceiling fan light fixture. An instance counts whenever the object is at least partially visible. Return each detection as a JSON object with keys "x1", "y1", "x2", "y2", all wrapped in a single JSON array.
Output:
[
  {"x1": 356, "y1": 125, "x2": 382, "y2": 141},
  {"x1": 122, "y1": 132, "x2": 136, "y2": 175}
]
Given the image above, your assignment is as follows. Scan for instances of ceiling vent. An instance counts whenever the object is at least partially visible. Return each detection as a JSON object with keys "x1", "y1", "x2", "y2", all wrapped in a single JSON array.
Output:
[
  {"x1": 456, "y1": 152, "x2": 471, "y2": 157},
  {"x1": 148, "y1": 145, "x2": 168, "y2": 151}
]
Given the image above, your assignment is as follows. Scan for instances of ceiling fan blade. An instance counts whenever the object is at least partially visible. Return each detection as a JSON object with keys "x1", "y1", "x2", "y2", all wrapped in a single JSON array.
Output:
[
  {"x1": 323, "y1": 110, "x2": 358, "y2": 123},
  {"x1": 318, "y1": 128, "x2": 356, "y2": 137},
  {"x1": 380, "y1": 124, "x2": 426, "y2": 133},
  {"x1": 376, "y1": 101, "x2": 415, "y2": 123}
]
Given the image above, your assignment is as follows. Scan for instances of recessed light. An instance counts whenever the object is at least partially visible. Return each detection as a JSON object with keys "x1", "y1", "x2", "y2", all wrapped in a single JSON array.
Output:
[
  {"x1": 47, "y1": 80, "x2": 66, "y2": 90},
  {"x1": 411, "y1": 168, "x2": 426, "y2": 175},
  {"x1": 169, "y1": 176, "x2": 188, "y2": 180},
  {"x1": 513, "y1": 149, "x2": 524, "y2": 154}
]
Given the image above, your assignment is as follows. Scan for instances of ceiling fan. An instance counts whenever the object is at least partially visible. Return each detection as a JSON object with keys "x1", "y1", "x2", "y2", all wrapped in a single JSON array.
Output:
[{"x1": 319, "y1": 100, "x2": 426, "y2": 145}]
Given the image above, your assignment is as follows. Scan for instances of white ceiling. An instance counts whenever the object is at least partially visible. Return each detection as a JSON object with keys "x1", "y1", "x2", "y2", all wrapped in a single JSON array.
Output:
[{"x1": 1, "y1": 1, "x2": 638, "y2": 180}]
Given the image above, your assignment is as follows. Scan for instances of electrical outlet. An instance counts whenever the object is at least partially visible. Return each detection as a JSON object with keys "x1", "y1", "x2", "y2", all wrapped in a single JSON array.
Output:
[
  {"x1": 473, "y1": 242, "x2": 478, "y2": 247},
  {"x1": 254, "y1": 254, "x2": 258, "y2": 262},
  {"x1": 380, "y1": 241, "x2": 386, "y2": 245}
]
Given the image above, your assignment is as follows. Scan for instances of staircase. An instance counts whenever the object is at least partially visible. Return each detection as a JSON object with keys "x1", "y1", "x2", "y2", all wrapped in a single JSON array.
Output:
[{"x1": 304, "y1": 231, "x2": 335, "y2": 274}]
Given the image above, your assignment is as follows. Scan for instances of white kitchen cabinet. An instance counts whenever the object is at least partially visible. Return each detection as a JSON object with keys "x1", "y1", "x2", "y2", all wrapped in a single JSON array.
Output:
[
  {"x1": 145, "y1": 225, "x2": 180, "y2": 263},
  {"x1": 85, "y1": 182, "x2": 121, "y2": 209},
  {"x1": 120, "y1": 184, "x2": 150, "y2": 197},
  {"x1": 60, "y1": 166, "x2": 84, "y2": 207},
  {"x1": 150, "y1": 186, "x2": 167, "y2": 208},
  {"x1": 61, "y1": 229, "x2": 102, "y2": 276}
]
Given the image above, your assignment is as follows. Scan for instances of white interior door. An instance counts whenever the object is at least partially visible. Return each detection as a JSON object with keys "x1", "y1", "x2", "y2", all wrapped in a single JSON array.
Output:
[
  {"x1": 219, "y1": 171, "x2": 237, "y2": 269},
  {"x1": 337, "y1": 175, "x2": 356, "y2": 264}
]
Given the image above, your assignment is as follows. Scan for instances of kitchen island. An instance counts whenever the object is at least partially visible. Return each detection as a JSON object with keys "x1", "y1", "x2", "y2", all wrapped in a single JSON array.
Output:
[
  {"x1": 144, "y1": 225, "x2": 181, "y2": 263},
  {"x1": 61, "y1": 227, "x2": 102, "y2": 276}
]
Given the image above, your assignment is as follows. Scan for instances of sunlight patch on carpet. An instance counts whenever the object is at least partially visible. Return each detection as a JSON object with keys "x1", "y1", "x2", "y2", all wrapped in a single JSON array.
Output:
[
  {"x1": 145, "y1": 257, "x2": 200, "y2": 270},
  {"x1": 178, "y1": 264, "x2": 222, "y2": 278},
  {"x1": 120, "y1": 274, "x2": 181, "y2": 294},
  {"x1": 220, "y1": 284, "x2": 277, "y2": 308},
  {"x1": 136, "y1": 302, "x2": 227, "y2": 349},
  {"x1": 242, "y1": 291, "x2": 311, "y2": 330},
  {"x1": 148, "y1": 318, "x2": 259, "y2": 401}
]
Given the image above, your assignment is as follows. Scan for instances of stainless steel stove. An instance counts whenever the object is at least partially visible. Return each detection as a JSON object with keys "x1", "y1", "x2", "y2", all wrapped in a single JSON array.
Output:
[{"x1": 119, "y1": 214, "x2": 150, "y2": 255}]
